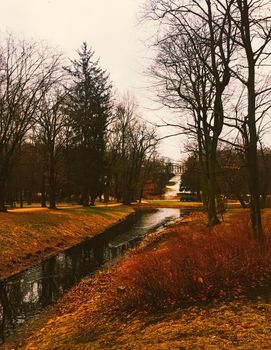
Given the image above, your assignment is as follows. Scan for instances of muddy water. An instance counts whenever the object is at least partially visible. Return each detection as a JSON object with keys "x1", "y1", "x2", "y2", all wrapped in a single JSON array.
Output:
[{"x1": 0, "y1": 208, "x2": 183, "y2": 343}]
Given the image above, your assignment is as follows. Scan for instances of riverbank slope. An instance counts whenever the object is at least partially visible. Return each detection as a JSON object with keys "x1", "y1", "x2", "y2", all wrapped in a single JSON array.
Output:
[
  {"x1": 3, "y1": 209, "x2": 271, "y2": 349},
  {"x1": 0, "y1": 205, "x2": 133, "y2": 280}
]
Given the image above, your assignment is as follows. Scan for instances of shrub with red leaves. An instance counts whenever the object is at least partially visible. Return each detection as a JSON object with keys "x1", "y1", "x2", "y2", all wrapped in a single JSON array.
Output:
[{"x1": 109, "y1": 212, "x2": 271, "y2": 311}]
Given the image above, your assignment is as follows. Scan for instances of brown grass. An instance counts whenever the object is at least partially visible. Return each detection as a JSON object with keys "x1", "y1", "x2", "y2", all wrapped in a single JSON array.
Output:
[
  {"x1": 135, "y1": 200, "x2": 203, "y2": 209},
  {"x1": 0, "y1": 205, "x2": 133, "y2": 279},
  {"x1": 3, "y1": 209, "x2": 271, "y2": 350}
]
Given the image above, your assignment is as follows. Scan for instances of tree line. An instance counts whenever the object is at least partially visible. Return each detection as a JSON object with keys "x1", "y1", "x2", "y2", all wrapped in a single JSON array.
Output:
[
  {"x1": 181, "y1": 146, "x2": 271, "y2": 209},
  {"x1": 145, "y1": 0, "x2": 271, "y2": 240},
  {"x1": 0, "y1": 36, "x2": 172, "y2": 211}
]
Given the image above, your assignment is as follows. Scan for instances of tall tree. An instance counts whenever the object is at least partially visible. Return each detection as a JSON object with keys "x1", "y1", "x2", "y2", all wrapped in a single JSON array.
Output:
[
  {"x1": 226, "y1": 0, "x2": 271, "y2": 240},
  {"x1": 36, "y1": 90, "x2": 67, "y2": 209},
  {"x1": 0, "y1": 35, "x2": 61, "y2": 211},
  {"x1": 65, "y1": 43, "x2": 112, "y2": 206},
  {"x1": 107, "y1": 95, "x2": 158, "y2": 204},
  {"x1": 146, "y1": 0, "x2": 235, "y2": 226}
]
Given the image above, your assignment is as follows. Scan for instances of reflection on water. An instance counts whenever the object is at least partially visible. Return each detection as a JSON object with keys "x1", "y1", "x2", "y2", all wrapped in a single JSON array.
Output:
[{"x1": 0, "y1": 208, "x2": 182, "y2": 343}]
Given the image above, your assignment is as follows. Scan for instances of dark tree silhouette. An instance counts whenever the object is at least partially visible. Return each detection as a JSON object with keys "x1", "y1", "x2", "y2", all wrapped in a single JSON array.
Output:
[
  {"x1": 36, "y1": 90, "x2": 67, "y2": 209},
  {"x1": 0, "y1": 36, "x2": 61, "y2": 211},
  {"x1": 65, "y1": 43, "x2": 112, "y2": 206}
]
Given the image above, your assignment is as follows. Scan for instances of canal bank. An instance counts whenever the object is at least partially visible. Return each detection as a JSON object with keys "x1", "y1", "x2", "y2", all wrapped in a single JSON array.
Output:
[
  {"x1": 0, "y1": 205, "x2": 134, "y2": 281},
  {"x1": 0, "y1": 207, "x2": 185, "y2": 346},
  {"x1": 3, "y1": 209, "x2": 271, "y2": 350}
]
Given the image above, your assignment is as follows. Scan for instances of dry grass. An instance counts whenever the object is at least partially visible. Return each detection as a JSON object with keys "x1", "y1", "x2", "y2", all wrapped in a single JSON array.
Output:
[
  {"x1": 3, "y1": 209, "x2": 271, "y2": 350},
  {"x1": 5, "y1": 274, "x2": 271, "y2": 350},
  {"x1": 0, "y1": 205, "x2": 133, "y2": 279},
  {"x1": 136, "y1": 200, "x2": 203, "y2": 209},
  {"x1": 108, "y1": 210, "x2": 271, "y2": 312}
]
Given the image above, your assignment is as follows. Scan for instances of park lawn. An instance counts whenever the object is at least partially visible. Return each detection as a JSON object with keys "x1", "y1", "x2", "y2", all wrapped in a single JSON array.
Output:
[
  {"x1": 137, "y1": 199, "x2": 241, "y2": 210},
  {"x1": 0, "y1": 205, "x2": 133, "y2": 279},
  {"x1": 4, "y1": 208, "x2": 271, "y2": 350},
  {"x1": 136, "y1": 199, "x2": 203, "y2": 209}
]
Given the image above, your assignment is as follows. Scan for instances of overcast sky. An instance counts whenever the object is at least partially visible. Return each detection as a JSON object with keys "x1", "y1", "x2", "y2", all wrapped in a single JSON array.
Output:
[{"x1": 0, "y1": 0, "x2": 183, "y2": 161}]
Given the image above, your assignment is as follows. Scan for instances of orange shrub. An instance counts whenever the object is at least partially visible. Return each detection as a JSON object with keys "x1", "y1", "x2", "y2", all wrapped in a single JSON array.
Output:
[{"x1": 109, "y1": 212, "x2": 271, "y2": 311}]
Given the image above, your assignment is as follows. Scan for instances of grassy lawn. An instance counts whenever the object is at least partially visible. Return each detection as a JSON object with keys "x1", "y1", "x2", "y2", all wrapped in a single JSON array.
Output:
[
  {"x1": 4, "y1": 209, "x2": 271, "y2": 350},
  {"x1": 135, "y1": 199, "x2": 203, "y2": 209},
  {"x1": 0, "y1": 205, "x2": 133, "y2": 279},
  {"x1": 135, "y1": 199, "x2": 241, "y2": 210}
]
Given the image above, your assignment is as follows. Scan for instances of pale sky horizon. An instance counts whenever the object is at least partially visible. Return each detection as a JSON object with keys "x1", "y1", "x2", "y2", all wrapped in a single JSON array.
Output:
[{"x1": 0, "y1": 0, "x2": 184, "y2": 162}]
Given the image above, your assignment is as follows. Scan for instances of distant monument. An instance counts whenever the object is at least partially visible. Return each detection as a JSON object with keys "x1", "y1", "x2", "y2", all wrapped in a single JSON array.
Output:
[{"x1": 170, "y1": 163, "x2": 181, "y2": 176}]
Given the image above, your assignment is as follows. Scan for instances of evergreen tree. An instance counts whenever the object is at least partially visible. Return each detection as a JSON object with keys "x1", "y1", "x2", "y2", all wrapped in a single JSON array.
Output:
[{"x1": 65, "y1": 42, "x2": 112, "y2": 206}]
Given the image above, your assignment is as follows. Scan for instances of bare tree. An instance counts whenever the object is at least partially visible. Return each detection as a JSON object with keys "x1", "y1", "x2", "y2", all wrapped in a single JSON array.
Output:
[
  {"x1": 146, "y1": 0, "x2": 235, "y2": 226},
  {"x1": 36, "y1": 89, "x2": 67, "y2": 209},
  {"x1": 225, "y1": 0, "x2": 271, "y2": 240},
  {"x1": 108, "y1": 95, "x2": 158, "y2": 204},
  {"x1": 0, "y1": 35, "x2": 61, "y2": 211}
]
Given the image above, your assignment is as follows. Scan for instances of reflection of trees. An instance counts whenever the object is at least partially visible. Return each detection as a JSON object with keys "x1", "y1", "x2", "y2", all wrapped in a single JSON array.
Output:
[
  {"x1": 66, "y1": 247, "x2": 82, "y2": 284},
  {"x1": 93, "y1": 239, "x2": 105, "y2": 266},
  {"x1": 40, "y1": 257, "x2": 58, "y2": 307},
  {"x1": 0, "y1": 281, "x2": 14, "y2": 343}
]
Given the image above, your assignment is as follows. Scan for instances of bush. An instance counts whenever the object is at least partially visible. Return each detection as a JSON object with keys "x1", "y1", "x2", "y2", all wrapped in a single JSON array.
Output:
[{"x1": 109, "y1": 212, "x2": 271, "y2": 311}]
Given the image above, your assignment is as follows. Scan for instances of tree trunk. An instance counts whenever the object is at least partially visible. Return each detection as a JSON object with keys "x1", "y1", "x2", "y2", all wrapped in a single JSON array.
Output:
[
  {"x1": 81, "y1": 189, "x2": 89, "y2": 207},
  {"x1": 247, "y1": 143, "x2": 263, "y2": 240},
  {"x1": 207, "y1": 184, "x2": 220, "y2": 226},
  {"x1": 20, "y1": 189, "x2": 23, "y2": 208},
  {"x1": 103, "y1": 190, "x2": 109, "y2": 203},
  {"x1": 41, "y1": 172, "x2": 47, "y2": 208},
  {"x1": 207, "y1": 154, "x2": 220, "y2": 227},
  {"x1": 48, "y1": 152, "x2": 57, "y2": 210},
  {"x1": 139, "y1": 187, "x2": 144, "y2": 204},
  {"x1": 240, "y1": 0, "x2": 264, "y2": 241},
  {"x1": 0, "y1": 178, "x2": 7, "y2": 212},
  {"x1": 90, "y1": 195, "x2": 96, "y2": 206},
  {"x1": 123, "y1": 189, "x2": 132, "y2": 205},
  {"x1": 247, "y1": 63, "x2": 263, "y2": 240}
]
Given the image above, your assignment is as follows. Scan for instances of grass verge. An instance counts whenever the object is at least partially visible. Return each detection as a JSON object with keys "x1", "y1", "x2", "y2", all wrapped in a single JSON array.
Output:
[
  {"x1": 135, "y1": 200, "x2": 203, "y2": 209},
  {"x1": 0, "y1": 205, "x2": 133, "y2": 279}
]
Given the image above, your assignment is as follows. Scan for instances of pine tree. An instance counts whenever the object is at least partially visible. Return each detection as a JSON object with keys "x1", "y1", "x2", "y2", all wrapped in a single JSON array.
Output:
[{"x1": 65, "y1": 42, "x2": 112, "y2": 206}]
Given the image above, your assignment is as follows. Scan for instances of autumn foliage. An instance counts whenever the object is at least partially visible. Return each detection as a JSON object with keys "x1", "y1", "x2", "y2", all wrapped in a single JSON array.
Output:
[{"x1": 109, "y1": 211, "x2": 271, "y2": 311}]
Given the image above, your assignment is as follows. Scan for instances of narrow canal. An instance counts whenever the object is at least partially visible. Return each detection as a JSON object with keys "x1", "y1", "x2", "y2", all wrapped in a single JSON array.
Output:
[{"x1": 0, "y1": 208, "x2": 183, "y2": 344}]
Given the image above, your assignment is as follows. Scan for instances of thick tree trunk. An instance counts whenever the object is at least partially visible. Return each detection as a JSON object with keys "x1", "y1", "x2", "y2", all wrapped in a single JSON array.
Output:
[
  {"x1": 198, "y1": 163, "x2": 208, "y2": 209},
  {"x1": 0, "y1": 178, "x2": 7, "y2": 212},
  {"x1": 247, "y1": 143, "x2": 263, "y2": 240},
  {"x1": 48, "y1": 153, "x2": 56, "y2": 210},
  {"x1": 239, "y1": 0, "x2": 264, "y2": 241},
  {"x1": 207, "y1": 153, "x2": 220, "y2": 227},
  {"x1": 207, "y1": 182, "x2": 220, "y2": 226},
  {"x1": 247, "y1": 59, "x2": 263, "y2": 240}
]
